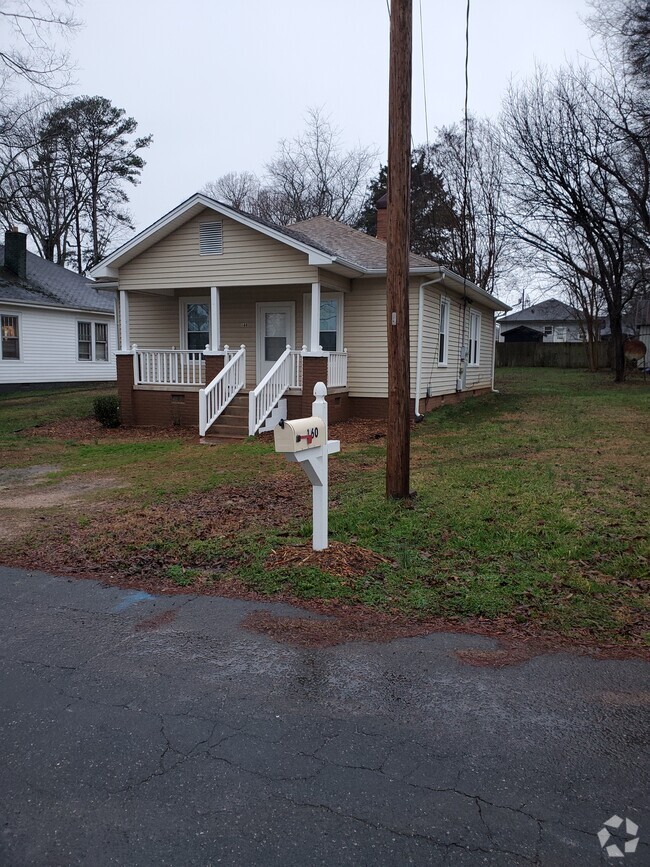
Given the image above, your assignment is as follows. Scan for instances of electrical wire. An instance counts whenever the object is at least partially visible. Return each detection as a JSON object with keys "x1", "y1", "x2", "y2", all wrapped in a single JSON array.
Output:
[{"x1": 418, "y1": 0, "x2": 429, "y2": 144}]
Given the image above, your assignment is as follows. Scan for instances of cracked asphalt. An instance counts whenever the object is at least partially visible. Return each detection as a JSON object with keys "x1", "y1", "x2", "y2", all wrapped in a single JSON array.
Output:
[{"x1": 0, "y1": 567, "x2": 647, "y2": 866}]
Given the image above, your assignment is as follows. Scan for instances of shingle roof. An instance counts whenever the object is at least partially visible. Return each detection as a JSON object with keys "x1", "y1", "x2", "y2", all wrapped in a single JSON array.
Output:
[
  {"x1": 0, "y1": 245, "x2": 114, "y2": 314},
  {"x1": 284, "y1": 215, "x2": 437, "y2": 272},
  {"x1": 499, "y1": 298, "x2": 580, "y2": 323}
]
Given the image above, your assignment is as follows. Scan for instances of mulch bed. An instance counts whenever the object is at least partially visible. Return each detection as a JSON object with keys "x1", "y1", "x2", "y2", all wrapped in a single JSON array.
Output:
[
  {"x1": 265, "y1": 541, "x2": 393, "y2": 578},
  {"x1": 24, "y1": 418, "x2": 196, "y2": 441}
]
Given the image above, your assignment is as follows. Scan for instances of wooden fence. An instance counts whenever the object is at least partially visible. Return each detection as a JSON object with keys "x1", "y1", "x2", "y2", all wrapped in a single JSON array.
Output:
[{"x1": 496, "y1": 342, "x2": 612, "y2": 369}]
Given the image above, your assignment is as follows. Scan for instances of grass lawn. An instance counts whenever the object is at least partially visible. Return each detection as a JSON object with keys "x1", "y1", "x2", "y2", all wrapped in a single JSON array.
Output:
[{"x1": 0, "y1": 369, "x2": 648, "y2": 648}]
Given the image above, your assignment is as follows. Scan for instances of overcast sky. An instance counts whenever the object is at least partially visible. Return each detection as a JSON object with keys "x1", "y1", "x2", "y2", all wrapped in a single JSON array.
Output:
[{"x1": 70, "y1": 0, "x2": 595, "y2": 232}]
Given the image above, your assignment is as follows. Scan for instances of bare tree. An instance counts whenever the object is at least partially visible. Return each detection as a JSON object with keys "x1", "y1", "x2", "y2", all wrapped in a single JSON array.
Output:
[
  {"x1": 501, "y1": 65, "x2": 645, "y2": 381},
  {"x1": 0, "y1": 0, "x2": 79, "y2": 93},
  {"x1": 204, "y1": 109, "x2": 379, "y2": 226},
  {"x1": 202, "y1": 171, "x2": 260, "y2": 212}
]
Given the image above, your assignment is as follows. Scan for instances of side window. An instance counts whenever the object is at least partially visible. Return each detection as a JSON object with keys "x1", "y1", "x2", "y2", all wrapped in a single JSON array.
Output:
[
  {"x1": 95, "y1": 323, "x2": 108, "y2": 361},
  {"x1": 438, "y1": 299, "x2": 450, "y2": 365},
  {"x1": 469, "y1": 310, "x2": 481, "y2": 365},
  {"x1": 78, "y1": 321, "x2": 92, "y2": 360},
  {"x1": 1, "y1": 315, "x2": 19, "y2": 359}
]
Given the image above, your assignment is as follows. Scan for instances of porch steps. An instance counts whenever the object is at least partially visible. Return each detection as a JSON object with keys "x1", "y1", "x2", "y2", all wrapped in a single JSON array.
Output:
[{"x1": 200, "y1": 393, "x2": 249, "y2": 444}]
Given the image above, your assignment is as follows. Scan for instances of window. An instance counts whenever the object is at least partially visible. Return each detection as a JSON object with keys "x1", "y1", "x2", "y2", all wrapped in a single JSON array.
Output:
[
  {"x1": 544, "y1": 325, "x2": 553, "y2": 337},
  {"x1": 319, "y1": 299, "x2": 338, "y2": 351},
  {"x1": 95, "y1": 323, "x2": 108, "y2": 360},
  {"x1": 302, "y1": 293, "x2": 343, "y2": 351},
  {"x1": 469, "y1": 310, "x2": 481, "y2": 366},
  {"x1": 78, "y1": 321, "x2": 110, "y2": 361},
  {"x1": 438, "y1": 298, "x2": 450, "y2": 365},
  {"x1": 1, "y1": 314, "x2": 19, "y2": 359},
  {"x1": 186, "y1": 302, "x2": 210, "y2": 350},
  {"x1": 199, "y1": 221, "x2": 223, "y2": 255},
  {"x1": 78, "y1": 321, "x2": 92, "y2": 360}
]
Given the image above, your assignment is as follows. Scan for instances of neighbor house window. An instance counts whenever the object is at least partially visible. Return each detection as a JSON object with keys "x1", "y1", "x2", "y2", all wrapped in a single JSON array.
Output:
[
  {"x1": 469, "y1": 310, "x2": 481, "y2": 366},
  {"x1": 186, "y1": 302, "x2": 210, "y2": 350},
  {"x1": 544, "y1": 325, "x2": 553, "y2": 337},
  {"x1": 438, "y1": 298, "x2": 450, "y2": 365},
  {"x1": 78, "y1": 321, "x2": 110, "y2": 361},
  {"x1": 1, "y1": 314, "x2": 19, "y2": 359},
  {"x1": 78, "y1": 321, "x2": 92, "y2": 360},
  {"x1": 95, "y1": 323, "x2": 108, "y2": 360}
]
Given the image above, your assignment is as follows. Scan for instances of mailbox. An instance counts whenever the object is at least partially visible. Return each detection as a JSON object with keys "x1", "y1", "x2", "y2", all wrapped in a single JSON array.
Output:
[{"x1": 274, "y1": 416, "x2": 326, "y2": 453}]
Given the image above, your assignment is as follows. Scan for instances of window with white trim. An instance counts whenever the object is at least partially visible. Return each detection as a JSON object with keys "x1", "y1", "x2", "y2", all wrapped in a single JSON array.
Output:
[
  {"x1": 438, "y1": 298, "x2": 450, "y2": 365},
  {"x1": 544, "y1": 325, "x2": 553, "y2": 336},
  {"x1": 469, "y1": 310, "x2": 481, "y2": 366},
  {"x1": 186, "y1": 302, "x2": 210, "y2": 350},
  {"x1": 302, "y1": 293, "x2": 344, "y2": 352},
  {"x1": 78, "y1": 321, "x2": 110, "y2": 361},
  {"x1": 1, "y1": 314, "x2": 20, "y2": 359}
]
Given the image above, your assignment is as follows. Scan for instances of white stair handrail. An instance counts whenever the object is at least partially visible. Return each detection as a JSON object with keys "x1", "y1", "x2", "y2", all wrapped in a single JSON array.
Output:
[
  {"x1": 199, "y1": 345, "x2": 246, "y2": 436},
  {"x1": 248, "y1": 344, "x2": 299, "y2": 436}
]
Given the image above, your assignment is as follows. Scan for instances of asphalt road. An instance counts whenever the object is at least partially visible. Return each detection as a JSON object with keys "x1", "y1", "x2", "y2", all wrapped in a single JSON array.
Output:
[{"x1": 0, "y1": 567, "x2": 647, "y2": 866}]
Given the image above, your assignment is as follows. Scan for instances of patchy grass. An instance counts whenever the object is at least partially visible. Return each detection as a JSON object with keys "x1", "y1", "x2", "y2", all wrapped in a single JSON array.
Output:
[{"x1": 0, "y1": 369, "x2": 648, "y2": 648}]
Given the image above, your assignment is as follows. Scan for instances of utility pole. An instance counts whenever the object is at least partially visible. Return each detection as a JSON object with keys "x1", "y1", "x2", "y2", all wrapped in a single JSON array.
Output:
[{"x1": 386, "y1": 0, "x2": 413, "y2": 499}]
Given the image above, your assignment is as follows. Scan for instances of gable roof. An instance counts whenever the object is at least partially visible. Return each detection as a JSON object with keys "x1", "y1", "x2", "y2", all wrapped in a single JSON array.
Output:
[
  {"x1": 0, "y1": 245, "x2": 114, "y2": 314},
  {"x1": 89, "y1": 192, "x2": 509, "y2": 311},
  {"x1": 499, "y1": 298, "x2": 582, "y2": 323}
]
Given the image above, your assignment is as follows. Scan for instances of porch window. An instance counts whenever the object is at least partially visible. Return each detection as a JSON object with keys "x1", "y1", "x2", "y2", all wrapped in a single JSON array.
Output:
[
  {"x1": 187, "y1": 303, "x2": 210, "y2": 350},
  {"x1": 469, "y1": 310, "x2": 481, "y2": 366},
  {"x1": 319, "y1": 299, "x2": 338, "y2": 351},
  {"x1": 438, "y1": 298, "x2": 450, "y2": 365},
  {"x1": 1, "y1": 314, "x2": 19, "y2": 359}
]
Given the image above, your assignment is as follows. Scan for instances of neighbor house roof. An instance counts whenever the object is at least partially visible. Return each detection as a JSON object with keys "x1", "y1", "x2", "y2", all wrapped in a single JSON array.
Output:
[
  {"x1": 499, "y1": 299, "x2": 581, "y2": 323},
  {"x1": 89, "y1": 193, "x2": 509, "y2": 311},
  {"x1": 0, "y1": 245, "x2": 114, "y2": 314}
]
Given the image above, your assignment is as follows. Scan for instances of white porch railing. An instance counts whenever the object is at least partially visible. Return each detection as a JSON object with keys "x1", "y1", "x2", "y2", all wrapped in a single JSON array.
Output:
[
  {"x1": 327, "y1": 349, "x2": 348, "y2": 388},
  {"x1": 248, "y1": 345, "x2": 302, "y2": 436},
  {"x1": 133, "y1": 347, "x2": 205, "y2": 386},
  {"x1": 199, "y1": 345, "x2": 246, "y2": 436}
]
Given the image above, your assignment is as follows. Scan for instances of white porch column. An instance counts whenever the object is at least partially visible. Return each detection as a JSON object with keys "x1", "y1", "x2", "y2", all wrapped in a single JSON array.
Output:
[
  {"x1": 119, "y1": 290, "x2": 129, "y2": 351},
  {"x1": 210, "y1": 286, "x2": 221, "y2": 352},
  {"x1": 310, "y1": 281, "x2": 321, "y2": 353}
]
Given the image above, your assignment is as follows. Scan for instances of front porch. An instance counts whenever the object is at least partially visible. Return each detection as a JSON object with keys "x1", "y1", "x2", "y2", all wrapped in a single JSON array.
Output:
[
  {"x1": 115, "y1": 280, "x2": 349, "y2": 437},
  {"x1": 116, "y1": 345, "x2": 349, "y2": 437}
]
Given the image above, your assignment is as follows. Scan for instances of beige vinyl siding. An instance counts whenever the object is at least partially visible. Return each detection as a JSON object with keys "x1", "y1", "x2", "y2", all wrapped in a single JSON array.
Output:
[
  {"x1": 345, "y1": 278, "x2": 388, "y2": 397},
  {"x1": 417, "y1": 287, "x2": 462, "y2": 397},
  {"x1": 318, "y1": 268, "x2": 351, "y2": 293},
  {"x1": 464, "y1": 303, "x2": 496, "y2": 389},
  {"x1": 119, "y1": 210, "x2": 318, "y2": 291},
  {"x1": 128, "y1": 292, "x2": 179, "y2": 348},
  {"x1": 219, "y1": 286, "x2": 307, "y2": 386}
]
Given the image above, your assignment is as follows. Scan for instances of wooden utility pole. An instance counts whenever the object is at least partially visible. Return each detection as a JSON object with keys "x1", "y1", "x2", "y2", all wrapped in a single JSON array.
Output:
[{"x1": 386, "y1": 0, "x2": 413, "y2": 499}]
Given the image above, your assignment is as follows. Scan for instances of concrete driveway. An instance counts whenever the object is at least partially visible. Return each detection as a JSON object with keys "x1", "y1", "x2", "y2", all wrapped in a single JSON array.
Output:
[{"x1": 0, "y1": 567, "x2": 647, "y2": 866}]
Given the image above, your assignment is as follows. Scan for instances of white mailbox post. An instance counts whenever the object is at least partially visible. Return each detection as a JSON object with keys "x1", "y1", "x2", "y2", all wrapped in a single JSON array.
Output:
[{"x1": 273, "y1": 382, "x2": 340, "y2": 551}]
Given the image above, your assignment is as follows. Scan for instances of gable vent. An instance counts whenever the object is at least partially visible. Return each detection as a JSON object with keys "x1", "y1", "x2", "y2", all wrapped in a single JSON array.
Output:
[{"x1": 199, "y1": 221, "x2": 223, "y2": 255}]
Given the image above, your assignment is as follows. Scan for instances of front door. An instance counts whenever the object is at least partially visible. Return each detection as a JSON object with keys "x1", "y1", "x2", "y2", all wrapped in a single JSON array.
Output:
[{"x1": 256, "y1": 302, "x2": 295, "y2": 382}]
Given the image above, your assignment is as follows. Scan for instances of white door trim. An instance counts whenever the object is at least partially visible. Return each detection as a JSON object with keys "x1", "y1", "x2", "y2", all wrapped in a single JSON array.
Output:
[{"x1": 255, "y1": 301, "x2": 295, "y2": 383}]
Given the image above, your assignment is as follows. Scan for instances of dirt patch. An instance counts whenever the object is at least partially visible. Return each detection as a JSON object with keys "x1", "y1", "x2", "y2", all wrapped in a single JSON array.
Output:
[
  {"x1": 0, "y1": 476, "x2": 127, "y2": 511},
  {"x1": 454, "y1": 644, "x2": 542, "y2": 668},
  {"x1": 0, "y1": 465, "x2": 60, "y2": 489},
  {"x1": 265, "y1": 541, "x2": 393, "y2": 578}
]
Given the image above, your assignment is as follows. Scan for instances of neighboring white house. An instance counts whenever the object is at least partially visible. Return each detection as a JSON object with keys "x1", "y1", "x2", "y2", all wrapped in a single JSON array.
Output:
[
  {"x1": 0, "y1": 230, "x2": 117, "y2": 389},
  {"x1": 498, "y1": 299, "x2": 598, "y2": 343}
]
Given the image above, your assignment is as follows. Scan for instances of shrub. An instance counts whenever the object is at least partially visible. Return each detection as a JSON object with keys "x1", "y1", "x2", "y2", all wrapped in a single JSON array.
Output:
[{"x1": 93, "y1": 395, "x2": 120, "y2": 428}]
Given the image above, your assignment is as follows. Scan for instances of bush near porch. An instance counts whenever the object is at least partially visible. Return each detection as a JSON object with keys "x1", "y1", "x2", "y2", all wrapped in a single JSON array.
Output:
[{"x1": 0, "y1": 369, "x2": 648, "y2": 649}]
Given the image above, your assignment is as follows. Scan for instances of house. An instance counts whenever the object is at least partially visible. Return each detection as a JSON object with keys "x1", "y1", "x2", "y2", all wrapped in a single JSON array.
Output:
[
  {"x1": 0, "y1": 230, "x2": 117, "y2": 389},
  {"x1": 498, "y1": 298, "x2": 598, "y2": 343},
  {"x1": 88, "y1": 193, "x2": 510, "y2": 439}
]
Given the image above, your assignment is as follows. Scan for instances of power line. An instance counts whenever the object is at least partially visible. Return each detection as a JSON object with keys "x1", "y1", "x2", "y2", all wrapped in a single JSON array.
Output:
[{"x1": 418, "y1": 0, "x2": 430, "y2": 143}]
